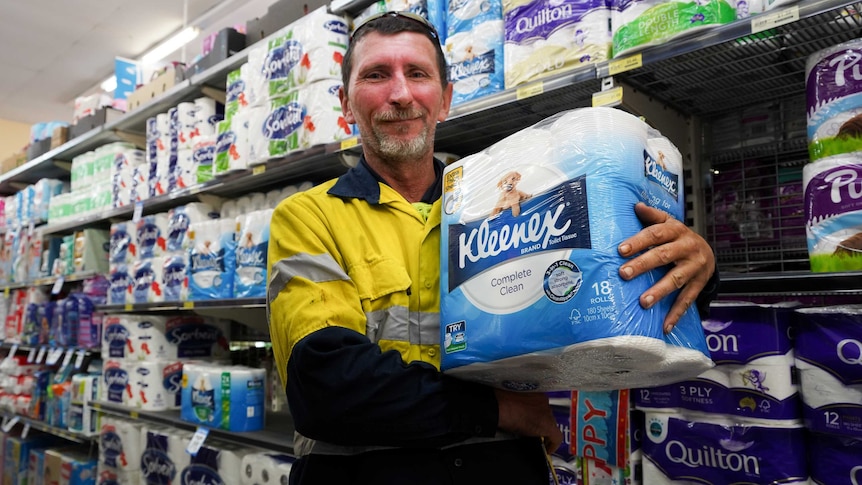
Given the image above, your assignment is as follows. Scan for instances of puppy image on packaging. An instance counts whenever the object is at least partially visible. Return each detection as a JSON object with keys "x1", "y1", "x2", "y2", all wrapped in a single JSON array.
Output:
[{"x1": 491, "y1": 171, "x2": 531, "y2": 217}]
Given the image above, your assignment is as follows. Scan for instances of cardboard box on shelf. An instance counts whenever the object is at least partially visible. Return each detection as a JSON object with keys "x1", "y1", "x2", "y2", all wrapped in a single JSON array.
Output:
[
  {"x1": 68, "y1": 107, "x2": 123, "y2": 140},
  {"x1": 26, "y1": 137, "x2": 53, "y2": 161},
  {"x1": 1, "y1": 150, "x2": 27, "y2": 174},
  {"x1": 126, "y1": 65, "x2": 182, "y2": 112},
  {"x1": 51, "y1": 126, "x2": 69, "y2": 149}
]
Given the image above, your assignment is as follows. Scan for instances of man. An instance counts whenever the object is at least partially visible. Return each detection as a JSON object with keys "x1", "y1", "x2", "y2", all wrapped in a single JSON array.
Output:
[{"x1": 267, "y1": 11, "x2": 717, "y2": 484}]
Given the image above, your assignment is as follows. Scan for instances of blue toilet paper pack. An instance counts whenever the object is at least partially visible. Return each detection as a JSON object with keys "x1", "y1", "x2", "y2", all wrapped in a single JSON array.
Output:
[{"x1": 440, "y1": 107, "x2": 712, "y2": 391}]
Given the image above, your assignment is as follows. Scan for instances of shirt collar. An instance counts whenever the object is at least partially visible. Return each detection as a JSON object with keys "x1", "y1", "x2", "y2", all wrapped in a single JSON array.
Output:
[{"x1": 328, "y1": 154, "x2": 444, "y2": 204}]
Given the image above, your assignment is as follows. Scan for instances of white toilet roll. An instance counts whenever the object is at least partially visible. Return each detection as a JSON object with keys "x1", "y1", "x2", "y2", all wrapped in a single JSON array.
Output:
[
  {"x1": 99, "y1": 416, "x2": 142, "y2": 471},
  {"x1": 130, "y1": 360, "x2": 183, "y2": 411}
]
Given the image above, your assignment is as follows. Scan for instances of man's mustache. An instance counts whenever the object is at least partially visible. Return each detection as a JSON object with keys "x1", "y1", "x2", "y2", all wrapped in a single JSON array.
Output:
[{"x1": 375, "y1": 109, "x2": 425, "y2": 121}]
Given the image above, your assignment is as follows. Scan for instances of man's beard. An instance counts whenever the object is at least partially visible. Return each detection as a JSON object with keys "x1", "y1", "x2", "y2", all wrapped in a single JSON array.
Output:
[{"x1": 366, "y1": 109, "x2": 433, "y2": 163}]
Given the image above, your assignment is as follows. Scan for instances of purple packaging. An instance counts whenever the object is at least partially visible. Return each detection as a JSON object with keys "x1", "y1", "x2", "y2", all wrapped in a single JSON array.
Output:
[
  {"x1": 642, "y1": 413, "x2": 807, "y2": 484},
  {"x1": 702, "y1": 301, "x2": 795, "y2": 364},
  {"x1": 808, "y1": 431, "x2": 862, "y2": 484}
]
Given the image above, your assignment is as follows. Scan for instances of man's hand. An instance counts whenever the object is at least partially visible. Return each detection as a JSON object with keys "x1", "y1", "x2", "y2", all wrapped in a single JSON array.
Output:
[
  {"x1": 495, "y1": 389, "x2": 563, "y2": 453},
  {"x1": 617, "y1": 202, "x2": 715, "y2": 333}
]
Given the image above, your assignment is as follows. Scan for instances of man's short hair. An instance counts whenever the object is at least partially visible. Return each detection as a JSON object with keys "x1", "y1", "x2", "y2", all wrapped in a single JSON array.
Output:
[{"x1": 341, "y1": 12, "x2": 448, "y2": 95}]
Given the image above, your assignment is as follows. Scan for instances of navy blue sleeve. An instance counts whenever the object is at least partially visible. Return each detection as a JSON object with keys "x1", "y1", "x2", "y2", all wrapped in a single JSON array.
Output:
[
  {"x1": 286, "y1": 326, "x2": 499, "y2": 448},
  {"x1": 695, "y1": 265, "x2": 720, "y2": 319}
]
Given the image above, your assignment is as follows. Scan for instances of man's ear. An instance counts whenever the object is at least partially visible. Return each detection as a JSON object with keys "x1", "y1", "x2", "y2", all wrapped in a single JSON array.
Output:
[
  {"x1": 438, "y1": 82, "x2": 454, "y2": 123},
  {"x1": 339, "y1": 85, "x2": 355, "y2": 124}
]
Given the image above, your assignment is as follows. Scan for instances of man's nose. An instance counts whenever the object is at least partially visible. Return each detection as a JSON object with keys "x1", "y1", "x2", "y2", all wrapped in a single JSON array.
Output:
[{"x1": 388, "y1": 73, "x2": 413, "y2": 105}]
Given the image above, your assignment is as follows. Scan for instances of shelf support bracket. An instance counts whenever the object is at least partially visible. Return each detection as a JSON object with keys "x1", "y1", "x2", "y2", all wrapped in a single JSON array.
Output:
[
  {"x1": 53, "y1": 161, "x2": 72, "y2": 172},
  {"x1": 200, "y1": 86, "x2": 226, "y2": 105}
]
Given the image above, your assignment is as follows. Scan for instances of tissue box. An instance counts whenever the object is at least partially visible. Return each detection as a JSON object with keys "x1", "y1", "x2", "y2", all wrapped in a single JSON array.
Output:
[{"x1": 126, "y1": 66, "x2": 182, "y2": 112}]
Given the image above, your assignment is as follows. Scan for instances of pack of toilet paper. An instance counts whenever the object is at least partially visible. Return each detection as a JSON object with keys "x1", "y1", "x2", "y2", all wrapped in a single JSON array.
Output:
[
  {"x1": 166, "y1": 203, "x2": 220, "y2": 253},
  {"x1": 249, "y1": 7, "x2": 348, "y2": 100},
  {"x1": 247, "y1": 81, "x2": 354, "y2": 164},
  {"x1": 102, "y1": 314, "x2": 230, "y2": 361},
  {"x1": 215, "y1": 114, "x2": 251, "y2": 175},
  {"x1": 188, "y1": 218, "x2": 237, "y2": 300},
  {"x1": 240, "y1": 452, "x2": 295, "y2": 485},
  {"x1": 181, "y1": 363, "x2": 266, "y2": 432},
  {"x1": 440, "y1": 107, "x2": 712, "y2": 391},
  {"x1": 129, "y1": 360, "x2": 184, "y2": 411},
  {"x1": 181, "y1": 442, "x2": 259, "y2": 485},
  {"x1": 504, "y1": 0, "x2": 612, "y2": 89},
  {"x1": 610, "y1": 0, "x2": 736, "y2": 58},
  {"x1": 235, "y1": 209, "x2": 273, "y2": 298},
  {"x1": 99, "y1": 416, "x2": 142, "y2": 472},
  {"x1": 140, "y1": 426, "x2": 193, "y2": 485},
  {"x1": 162, "y1": 253, "x2": 189, "y2": 302}
]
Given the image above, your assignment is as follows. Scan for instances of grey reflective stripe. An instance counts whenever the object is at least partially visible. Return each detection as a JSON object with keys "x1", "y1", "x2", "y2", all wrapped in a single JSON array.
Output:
[
  {"x1": 268, "y1": 253, "x2": 350, "y2": 306},
  {"x1": 294, "y1": 431, "x2": 520, "y2": 457},
  {"x1": 364, "y1": 307, "x2": 439, "y2": 344}
]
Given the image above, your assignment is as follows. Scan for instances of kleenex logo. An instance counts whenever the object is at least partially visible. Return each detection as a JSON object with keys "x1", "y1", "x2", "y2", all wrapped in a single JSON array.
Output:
[
  {"x1": 448, "y1": 177, "x2": 591, "y2": 290},
  {"x1": 644, "y1": 150, "x2": 679, "y2": 201},
  {"x1": 449, "y1": 51, "x2": 495, "y2": 83}
]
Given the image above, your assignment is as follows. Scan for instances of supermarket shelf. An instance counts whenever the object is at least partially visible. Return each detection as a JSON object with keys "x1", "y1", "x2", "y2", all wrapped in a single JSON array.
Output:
[
  {"x1": 98, "y1": 298, "x2": 265, "y2": 313},
  {"x1": 0, "y1": 343, "x2": 99, "y2": 371},
  {"x1": 93, "y1": 401, "x2": 295, "y2": 454},
  {"x1": 0, "y1": 413, "x2": 96, "y2": 444},
  {"x1": 0, "y1": 271, "x2": 102, "y2": 292},
  {"x1": 718, "y1": 270, "x2": 862, "y2": 295}
]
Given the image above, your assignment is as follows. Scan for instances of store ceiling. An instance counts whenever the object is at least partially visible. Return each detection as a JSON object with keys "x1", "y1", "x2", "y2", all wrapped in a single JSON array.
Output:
[{"x1": 0, "y1": 0, "x2": 227, "y2": 126}]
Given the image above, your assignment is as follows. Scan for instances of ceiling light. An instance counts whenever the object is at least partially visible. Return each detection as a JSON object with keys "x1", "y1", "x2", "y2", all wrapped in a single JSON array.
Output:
[{"x1": 140, "y1": 26, "x2": 200, "y2": 65}]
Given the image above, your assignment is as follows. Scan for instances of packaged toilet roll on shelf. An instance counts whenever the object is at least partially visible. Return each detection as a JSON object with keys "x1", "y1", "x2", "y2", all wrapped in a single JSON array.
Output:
[
  {"x1": 214, "y1": 113, "x2": 250, "y2": 175},
  {"x1": 806, "y1": 38, "x2": 862, "y2": 161},
  {"x1": 181, "y1": 364, "x2": 265, "y2": 432},
  {"x1": 135, "y1": 314, "x2": 230, "y2": 361},
  {"x1": 240, "y1": 452, "x2": 295, "y2": 485},
  {"x1": 610, "y1": 0, "x2": 736, "y2": 59},
  {"x1": 445, "y1": 20, "x2": 505, "y2": 106},
  {"x1": 803, "y1": 154, "x2": 862, "y2": 272},
  {"x1": 130, "y1": 360, "x2": 184, "y2": 411},
  {"x1": 140, "y1": 426, "x2": 192, "y2": 485},
  {"x1": 166, "y1": 202, "x2": 220, "y2": 253},
  {"x1": 807, "y1": 431, "x2": 862, "y2": 485},
  {"x1": 99, "y1": 416, "x2": 142, "y2": 471},
  {"x1": 135, "y1": 213, "x2": 169, "y2": 260},
  {"x1": 795, "y1": 305, "x2": 862, "y2": 438},
  {"x1": 131, "y1": 257, "x2": 166, "y2": 303},
  {"x1": 258, "y1": 7, "x2": 348, "y2": 99},
  {"x1": 193, "y1": 135, "x2": 217, "y2": 185},
  {"x1": 503, "y1": 0, "x2": 612, "y2": 89},
  {"x1": 247, "y1": 81, "x2": 354, "y2": 163},
  {"x1": 642, "y1": 412, "x2": 809, "y2": 484},
  {"x1": 108, "y1": 263, "x2": 131, "y2": 305},
  {"x1": 188, "y1": 218, "x2": 237, "y2": 300},
  {"x1": 440, "y1": 107, "x2": 712, "y2": 391},
  {"x1": 182, "y1": 442, "x2": 258, "y2": 485},
  {"x1": 235, "y1": 209, "x2": 273, "y2": 298},
  {"x1": 702, "y1": 301, "x2": 796, "y2": 365},
  {"x1": 102, "y1": 359, "x2": 133, "y2": 406},
  {"x1": 162, "y1": 253, "x2": 189, "y2": 302}
]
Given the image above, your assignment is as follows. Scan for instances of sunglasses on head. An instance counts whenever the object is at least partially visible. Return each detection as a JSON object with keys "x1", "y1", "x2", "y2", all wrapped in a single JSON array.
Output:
[{"x1": 351, "y1": 10, "x2": 440, "y2": 42}]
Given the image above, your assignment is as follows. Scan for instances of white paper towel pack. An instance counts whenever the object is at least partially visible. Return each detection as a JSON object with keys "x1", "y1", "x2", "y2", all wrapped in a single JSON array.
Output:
[
  {"x1": 610, "y1": 0, "x2": 736, "y2": 58},
  {"x1": 806, "y1": 38, "x2": 862, "y2": 161},
  {"x1": 504, "y1": 0, "x2": 612, "y2": 89},
  {"x1": 188, "y1": 218, "x2": 237, "y2": 300},
  {"x1": 803, "y1": 154, "x2": 862, "y2": 272},
  {"x1": 247, "y1": 81, "x2": 354, "y2": 164},
  {"x1": 235, "y1": 209, "x2": 273, "y2": 298},
  {"x1": 256, "y1": 7, "x2": 348, "y2": 99},
  {"x1": 99, "y1": 415, "x2": 142, "y2": 471},
  {"x1": 795, "y1": 305, "x2": 862, "y2": 438},
  {"x1": 642, "y1": 412, "x2": 808, "y2": 485},
  {"x1": 440, "y1": 107, "x2": 712, "y2": 391}
]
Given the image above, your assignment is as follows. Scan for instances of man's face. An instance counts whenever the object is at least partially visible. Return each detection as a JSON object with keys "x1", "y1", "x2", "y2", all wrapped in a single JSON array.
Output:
[{"x1": 340, "y1": 31, "x2": 452, "y2": 164}]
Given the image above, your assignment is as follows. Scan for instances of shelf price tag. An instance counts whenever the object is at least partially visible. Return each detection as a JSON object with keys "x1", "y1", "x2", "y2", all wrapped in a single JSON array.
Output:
[
  {"x1": 751, "y1": 5, "x2": 799, "y2": 34},
  {"x1": 183, "y1": 301, "x2": 195, "y2": 310},
  {"x1": 133, "y1": 202, "x2": 144, "y2": 223},
  {"x1": 516, "y1": 82, "x2": 544, "y2": 100},
  {"x1": 124, "y1": 303, "x2": 133, "y2": 312},
  {"x1": 3, "y1": 287, "x2": 8, "y2": 297},
  {"x1": 186, "y1": 427, "x2": 210, "y2": 456},
  {"x1": 51, "y1": 276, "x2": 65, "y2": 295},
  {"x1": 592, "y1": 86, "x2": 624, "y2": 107},
  {"x1": 1, "y1": 416, "x2": 18, "y2": 433},
  {"x1": 129, "y1": 411, "x2": 139, "y2": 419},
  {"x1": 75, "y1": 349, "x2": 87, "y2": 370},
  {"x1": 608, "y1": 54, "x2": 643, "y2": 76},
  {"x1": 35, "y1": 346, "x2": 47, "y2": 364},
  {"x1": 252, "y1": 165, "x2": 266, "y2": 175},
  {"x1": 27, "y1": 348, "x2": 36, "y2": 364}
]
